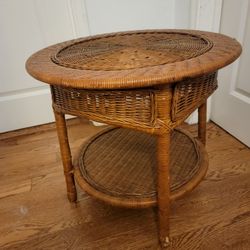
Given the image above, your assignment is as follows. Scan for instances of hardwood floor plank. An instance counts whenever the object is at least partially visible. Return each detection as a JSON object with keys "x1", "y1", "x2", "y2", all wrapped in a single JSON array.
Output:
[
  {"x1": 0, "y1": 179, "x2": 32, "y2": 199},
  {"x1": 0, "y1": 120, "x2": 249, "y2": 249}
]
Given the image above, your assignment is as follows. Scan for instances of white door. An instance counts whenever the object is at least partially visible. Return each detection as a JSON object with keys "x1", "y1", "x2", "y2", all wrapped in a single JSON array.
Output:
[
  {"x1": 211, "y1": 0, "x2": 250, "y2": 147},
  {"x1": 0, "y1": 0, "x2": 90, "y2": 133},
  {"x1": 0, "y1": 0, "x2": 193, "y2": 133}
]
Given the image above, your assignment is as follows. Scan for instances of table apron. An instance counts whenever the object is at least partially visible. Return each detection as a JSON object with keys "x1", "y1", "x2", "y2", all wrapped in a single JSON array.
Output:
[{"x1": 51, "y1": 71, "x2": 217, "y2": 134}]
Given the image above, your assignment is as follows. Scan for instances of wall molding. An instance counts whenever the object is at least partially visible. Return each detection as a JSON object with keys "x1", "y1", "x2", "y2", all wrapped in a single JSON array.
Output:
[
  {"x1": 67, "y1": 0, "x2": 90, "y2": 38},
  {"x1": 193, "y1": 0, "x2": 222, "y2": 31},
  {"x1": 0, "y1": 86, "x2": 50, "y2": 101},
  {"x1": 188, "y1": 0, "x2": 223, "y2": 124},
  {"x1": 230, "y1": 0, "x2": 250, "y2": 104}
]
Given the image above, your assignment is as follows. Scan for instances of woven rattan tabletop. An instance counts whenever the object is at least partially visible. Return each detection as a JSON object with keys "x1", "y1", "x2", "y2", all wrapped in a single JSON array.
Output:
[{"x1": 26, "y1": 29, "x2": 241, "y2": 89}]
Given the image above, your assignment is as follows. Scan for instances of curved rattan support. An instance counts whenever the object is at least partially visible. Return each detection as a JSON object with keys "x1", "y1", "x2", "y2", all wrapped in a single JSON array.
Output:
[
  {"x1": 73, "y1": 127, "x2": 208, "y2": 209},
  {"x1": 157, "y1": 132, "x2": 171, "y2": 247}
]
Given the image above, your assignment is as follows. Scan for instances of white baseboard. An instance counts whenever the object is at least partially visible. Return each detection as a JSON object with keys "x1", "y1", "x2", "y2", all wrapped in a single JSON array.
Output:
[{"x1": 0, "y1": 88, "x2": 54, "y2": 133}]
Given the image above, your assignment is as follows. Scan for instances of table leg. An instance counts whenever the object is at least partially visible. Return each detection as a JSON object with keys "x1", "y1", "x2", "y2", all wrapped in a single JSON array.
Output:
[
  {"x1": 54, "y1": 110, "x2": 77, "y2": 202},
  {"x1": 157, "y1": 132, "x2": 171, "y2": 248},
  {"x1": 198, "y1": 101, "x2": 207, "y2": 145}
]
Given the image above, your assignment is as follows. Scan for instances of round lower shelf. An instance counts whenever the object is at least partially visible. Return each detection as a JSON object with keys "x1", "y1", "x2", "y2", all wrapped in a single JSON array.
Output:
[{"x1": 74, "y1": 127, "x2": 208, "y2": 208}]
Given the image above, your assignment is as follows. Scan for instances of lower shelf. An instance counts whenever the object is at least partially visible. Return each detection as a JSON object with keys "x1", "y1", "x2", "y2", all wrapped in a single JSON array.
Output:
[{"x1": 74, "y1": 127, "x2": 208, "y2": 208}]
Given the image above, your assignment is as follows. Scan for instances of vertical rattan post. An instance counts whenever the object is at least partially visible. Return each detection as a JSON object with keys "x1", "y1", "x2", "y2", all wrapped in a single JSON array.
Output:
[
  {"x1": 198, "y1": 101, "x2": 207, "y2": 145},
  {"x1": 54, "y1": 110, "x2": 77, "y2": 202},
  {"x1": 157, "y1": 132, "x2": 171, "y2": 248}
]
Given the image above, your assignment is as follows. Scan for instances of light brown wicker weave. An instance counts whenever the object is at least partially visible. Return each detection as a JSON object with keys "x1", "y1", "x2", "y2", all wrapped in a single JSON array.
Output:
[
  {"x1": 74, "y1": 127, "x2": 208, "y2": 208},
  {"x1": 26, "y1": 29, "x2": 241, "y2": 248}
]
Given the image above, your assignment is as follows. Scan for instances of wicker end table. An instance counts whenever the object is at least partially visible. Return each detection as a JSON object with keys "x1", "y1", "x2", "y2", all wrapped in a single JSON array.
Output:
[{"x1": 26, "y1": 30, "x2": 241, "y2": 248}]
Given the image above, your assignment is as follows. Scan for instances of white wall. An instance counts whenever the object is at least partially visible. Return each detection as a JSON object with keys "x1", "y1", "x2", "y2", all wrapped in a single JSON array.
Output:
[
  {"x1": 1, "y1": 0, "x2": 220, "y2": 132},
  {"x1": 85, "y1": 0, "x2": 191, "y2": 35}
]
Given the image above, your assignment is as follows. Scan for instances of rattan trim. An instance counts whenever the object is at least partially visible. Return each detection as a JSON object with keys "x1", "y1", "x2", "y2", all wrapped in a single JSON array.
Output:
[
  {"x1": 74, "y1": 127, "x2": 208, "y2": 208},
  {"x1": 26, "y1": 29, "x2": 242, "y2": 89}
]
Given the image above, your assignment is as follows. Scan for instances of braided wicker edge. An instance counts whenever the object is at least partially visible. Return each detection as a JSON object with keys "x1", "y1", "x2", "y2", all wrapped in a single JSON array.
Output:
[
  {"x1": 73, "y1": 127, "x2": 208, "y2": 208},
  {"x1": 51, "y1": 31, "x2": 213, "y2": 71},
  {"x1": 26, "y1": 29, "x2": 242, "y2": 90}
]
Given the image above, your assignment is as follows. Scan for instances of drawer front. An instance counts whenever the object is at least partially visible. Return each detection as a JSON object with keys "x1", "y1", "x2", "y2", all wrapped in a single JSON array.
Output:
[{"x1": 51, "y1": 86, "x2": 156, "y2": 128}]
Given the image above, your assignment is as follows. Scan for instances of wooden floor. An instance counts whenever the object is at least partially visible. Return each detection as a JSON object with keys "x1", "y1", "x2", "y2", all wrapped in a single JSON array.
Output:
[{"x1": 0, "y1": 119, "x2": 249, "y2": 250}]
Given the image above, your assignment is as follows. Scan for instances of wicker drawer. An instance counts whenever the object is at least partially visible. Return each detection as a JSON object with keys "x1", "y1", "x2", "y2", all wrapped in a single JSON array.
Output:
[
  {"x1": 51, "y1": 72, "x2": 217, "y2": 132},
  {"x1": 51, "y1": 86, "x2": 156, "y2": 127}
]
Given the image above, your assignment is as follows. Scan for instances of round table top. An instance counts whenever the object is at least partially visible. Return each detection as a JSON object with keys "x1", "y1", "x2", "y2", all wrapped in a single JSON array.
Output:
[{"x1": 26, "y1": 29, "x2": 241, "y2": 89}]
